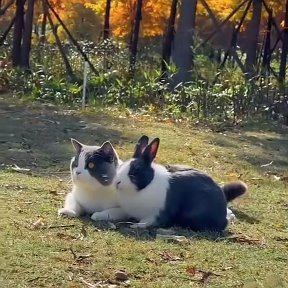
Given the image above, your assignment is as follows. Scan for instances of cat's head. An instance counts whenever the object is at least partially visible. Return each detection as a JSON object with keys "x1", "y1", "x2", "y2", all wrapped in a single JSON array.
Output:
[{"x1": 70, "y1": 138, "x2": 120, "y2": 188}]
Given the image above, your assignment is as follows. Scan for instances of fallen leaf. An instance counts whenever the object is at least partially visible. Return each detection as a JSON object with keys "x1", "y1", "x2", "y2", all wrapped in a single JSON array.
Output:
[
  {"x1": 186, "y1": 267, "x2": 221, "y2": 283},
  {"x1": 32, "y1": 218, "x2": 45, "y2": 229},
  {"x1": 69, "y1": 247, "x2": 92, "y2": 264},
  {"x1": 76, "y1": 225, "x2": 87, "y2": 240},
  {"x1": 218, "y1": 233, "x2": 265, "y2": 246},
  {"x1": 160, "y1": 251, "x2": 183, "y2": 262},
  {"x1": 222, "y1": 266, "x2": 233, "y2": 271},
  {"x1": 274, "y1": 236, "x2": 288, "y2": 242},
  {"x1": 115, "y1": 271, "x2": 129, "y2": 281},
  {"x1": 56, "y1": 232, "x2": 77, "y2": 241}
]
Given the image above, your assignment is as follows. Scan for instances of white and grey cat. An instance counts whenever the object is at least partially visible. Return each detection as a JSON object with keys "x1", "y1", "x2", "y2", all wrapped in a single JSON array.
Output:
[{"x1": 58, "y1": 138, "x2": 124, "y2": 221}]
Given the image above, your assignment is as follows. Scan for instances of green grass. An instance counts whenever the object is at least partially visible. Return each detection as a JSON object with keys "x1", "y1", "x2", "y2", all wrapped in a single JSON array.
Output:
[{"x1": 0, "y1": 95, "x2": 288, "y2": 287}]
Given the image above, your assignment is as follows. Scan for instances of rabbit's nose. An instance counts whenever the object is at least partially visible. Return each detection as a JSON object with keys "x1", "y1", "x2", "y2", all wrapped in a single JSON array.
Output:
[{"x1": 116, "y1": 181, "x2": 121, "y2": 189}]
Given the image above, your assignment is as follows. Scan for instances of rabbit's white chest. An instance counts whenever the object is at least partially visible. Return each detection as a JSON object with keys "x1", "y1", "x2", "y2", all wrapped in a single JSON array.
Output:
[{"x1": 118, "y1": 189, "x2": 167, "y2": 220}]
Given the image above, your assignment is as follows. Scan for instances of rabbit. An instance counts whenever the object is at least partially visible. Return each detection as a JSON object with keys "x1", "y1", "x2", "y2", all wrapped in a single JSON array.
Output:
[
  {"x1": 58, "y1": 138, "x2": 127, "y2": 221},
  {"x1": 111, "y1": 135, "x2": 247, "y2": 231}
]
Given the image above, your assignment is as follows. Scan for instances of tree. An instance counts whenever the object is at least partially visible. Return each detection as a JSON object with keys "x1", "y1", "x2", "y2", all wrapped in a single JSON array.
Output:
[
  {"x1": 279, "y1": 0, "x2": 288, "y2": 84},
  {"x1": 21, "y1": 0, "x2": 35, "y2": 69},
  {"x1": 129, "y1": 0, "x2": 143, "y2": 76},
  {"x1": 245, "y1": 0, "x2": 263, "y2": 79},
  {"x1": 12, "y1": 0, "x2": 25, "y2": 67},
  {"x1": 172, "y1": 0, "x2": 198, "y2": 86},
  {"x1": 103, "y1": 0, "x2": 111, "y2": 39}
]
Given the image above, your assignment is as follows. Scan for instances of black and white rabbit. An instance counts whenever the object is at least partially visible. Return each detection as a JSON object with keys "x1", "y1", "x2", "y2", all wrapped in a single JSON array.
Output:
[{"x1": 111, "y1": 135, "x2": 247, "y2": 231}]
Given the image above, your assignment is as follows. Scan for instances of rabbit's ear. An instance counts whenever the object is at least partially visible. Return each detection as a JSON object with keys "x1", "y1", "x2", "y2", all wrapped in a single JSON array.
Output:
[
  {"x1": 142, "y1": 138, "x2": 160, "y2": 163},
  {"x1": 71, "y1": 138, "x2": 83, "y2": 153},
  {"x1": 133, "y1": 135, "x2": 149, "y2": 158}
]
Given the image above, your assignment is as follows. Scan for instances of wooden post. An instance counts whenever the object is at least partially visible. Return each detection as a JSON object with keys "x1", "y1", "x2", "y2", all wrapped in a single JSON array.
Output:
[{"x1": 82, "y1": 62, "x2": 89, "y2": 110}]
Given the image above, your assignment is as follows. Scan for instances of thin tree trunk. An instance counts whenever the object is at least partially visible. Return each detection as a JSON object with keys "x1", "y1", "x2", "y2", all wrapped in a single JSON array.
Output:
[
  {"x1": 44, "y1": 1, "x2": 75, "y2": 81},
  {"x1": 0, "y1": 15, "x2": 16, "y2": 46},
  {"x1": 103, "y1": 0, "x2": 111, "y2": 40},
  {"x1": 12, "y1": 0, "x2": 26, "y2": 67},
  {"x1": 279, "y1": 0, "x2": 288, "y2": 84},
  {"x1": 129, "y1": 0, "x2": 143, "y2": 77},
  {"x1": 245, "y1": 0, "x2": 263, "y2": 79},
  {"x1": 213, "y1": 0, "x2": 252, "y2": 84},
  {"x1": 172, "y1": 0, "x2": 198, "y2": 87},
  {"x1": 0, "y1": 0, "x2": 14, "y2": 16},
  {"x1": 199, "y1": 0, "x2": 248, "y2": 49},
  {"x1": 199, "y1": 0, "x2": 246, "y2": 74},
  {"x1": 45, "y1": 0, "x2": 98, "y2": 76},
  {"x1": 262, "y1": 9, "x2": 272, "y2": 75},
  {"x1": 21, "y1": 0, "x2": 35, "y2": 69},
  {"x1": 161, "y1": 0, "x2": 178, "y2": 78}
]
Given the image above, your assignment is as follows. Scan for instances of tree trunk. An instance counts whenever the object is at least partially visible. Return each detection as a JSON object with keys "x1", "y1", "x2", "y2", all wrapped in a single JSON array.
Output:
[
  {"x1": 172, "y1": 0, "x2": 198, "y2": 87},
  {"x1": 103, "y1": 0, "x2": 111, "y2": 40},
  {"x1": 279, "y1": 0, "x2": 288, "y2": 84},
  {"x1": 40, "y1": 4, "x2": 47, "y2": 43},
  {"x1": 245, "y1": 0, "x2": 262, "y2": 79},
  {"x1": 161, "y1": 0, "x2": 178, "y2": 78},
  {"x1": 12, "y1": 0, "x2": 25, "y2": 67},
  {"x1": 129, "y1": 0, "x2": 143, "y2": 77},
  {"x1": 21, "y1": 0, "x2": 35, "y2": 69},
  {"x1": 262, "y1": 9, "x2": 272, "y2": 75}
]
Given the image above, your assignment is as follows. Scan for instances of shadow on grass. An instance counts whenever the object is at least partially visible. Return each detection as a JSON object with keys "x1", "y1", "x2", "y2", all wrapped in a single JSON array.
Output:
[
  {"x1": 231, "y1": 208, "x2": 260, "y2": 224},
  {"x1": 210, "y1": 120, "x2": 288, "y2": 174},
  {"x1": 76, "y1": 215, "x2": 237, "y2": 242},
  {"x1": 0, "y1": 96, "x2": 136, "y2": 172}
]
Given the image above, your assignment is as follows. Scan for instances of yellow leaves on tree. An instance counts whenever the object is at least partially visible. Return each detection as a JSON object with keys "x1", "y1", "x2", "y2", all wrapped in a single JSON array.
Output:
[{"x1": 86, "y1": 0, "x2": 171, "y2": 38}]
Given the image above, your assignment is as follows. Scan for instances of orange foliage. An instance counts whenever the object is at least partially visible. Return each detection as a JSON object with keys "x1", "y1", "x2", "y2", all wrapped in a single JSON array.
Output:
[{"x1": 86, "y1": 0, "x2": 171, "y2": 38}]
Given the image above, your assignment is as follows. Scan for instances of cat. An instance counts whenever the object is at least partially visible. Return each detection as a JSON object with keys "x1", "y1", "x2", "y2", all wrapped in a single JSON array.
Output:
[{"x1": 58, "y1": 138, "x2": 124, "y2": 221}]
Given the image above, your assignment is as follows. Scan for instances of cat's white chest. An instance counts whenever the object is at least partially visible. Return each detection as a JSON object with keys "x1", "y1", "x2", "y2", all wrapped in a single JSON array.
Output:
[{"x1": 73, "y1": 185, "x2": 118, "y2": 214}]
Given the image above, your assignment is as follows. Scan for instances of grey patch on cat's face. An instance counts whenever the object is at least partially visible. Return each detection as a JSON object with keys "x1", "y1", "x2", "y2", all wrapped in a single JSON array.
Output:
[{"x1": 71, "y1": 143, "x2": 119, "y2": 186}]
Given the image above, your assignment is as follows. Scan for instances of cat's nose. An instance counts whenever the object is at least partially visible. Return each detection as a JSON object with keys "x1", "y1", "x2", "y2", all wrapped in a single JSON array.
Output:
[
  {"x1": 75, "y1": 171, "x2": 81, "y2": 175},
  {"x1": 116, "y1": 181, "x2": 121, "y2": 189}
]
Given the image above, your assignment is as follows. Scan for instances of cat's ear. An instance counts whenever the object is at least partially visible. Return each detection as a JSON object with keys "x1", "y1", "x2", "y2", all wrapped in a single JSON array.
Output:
[
  {"x1": 133, "y1": 135, "x2": 149, "y2": 158},
  {"x1": 142, "y1": 138, "x2": 159, "y2": 163},
  {"x1": 71, "y1": 138, "x2": 83, "y2": 153},
  {"x1": 100, "y1": 141, "x2": 115, "y2": 156}
]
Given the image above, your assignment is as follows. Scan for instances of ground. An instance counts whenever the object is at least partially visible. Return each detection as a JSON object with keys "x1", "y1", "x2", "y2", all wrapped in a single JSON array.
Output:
[{"x1": 0, "y1": 94, "x2": 288, "y2": 288}]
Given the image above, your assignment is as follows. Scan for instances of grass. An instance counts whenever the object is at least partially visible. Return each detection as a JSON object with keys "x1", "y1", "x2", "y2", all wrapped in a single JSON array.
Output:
[{"x1": 0, "y1": 94, "x2": 288, "y2": 288}]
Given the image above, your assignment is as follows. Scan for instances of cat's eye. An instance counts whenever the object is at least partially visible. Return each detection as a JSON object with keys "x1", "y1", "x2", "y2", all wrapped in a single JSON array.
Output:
[{"x1": 88, "y1": 162, "x2": 95, "y2": 169}]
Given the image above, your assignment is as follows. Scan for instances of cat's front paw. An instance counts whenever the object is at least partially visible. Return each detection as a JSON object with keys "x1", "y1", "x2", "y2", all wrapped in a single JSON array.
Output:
[
  {"x1": 58, "y1": 208, "x2": 78, "y2": 218},
  {"x1": 91, "y1": 211, "x2": 110, "y2": 221}
]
